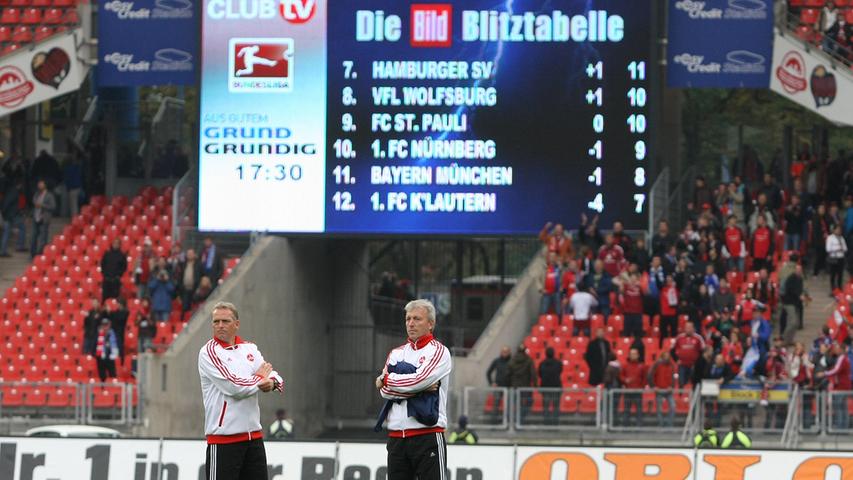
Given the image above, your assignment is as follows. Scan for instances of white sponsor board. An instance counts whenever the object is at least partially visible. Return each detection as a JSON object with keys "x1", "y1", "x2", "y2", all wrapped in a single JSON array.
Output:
[
  {"x1": 770, "y1": 33, "x2": 853, "y2": 126},
  {"x1": 0, "y1": 33, "x2": 87, "y2": 117},
  {"x1": 1, "y1": 437, "x2": 852, "y2": 479}
]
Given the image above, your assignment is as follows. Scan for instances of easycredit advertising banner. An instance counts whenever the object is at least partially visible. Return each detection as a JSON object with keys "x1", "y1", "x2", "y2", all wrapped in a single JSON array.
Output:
[
  {"x1": 96, "y1": 0, "x2": 197, "y2": 86},
  {"x1": 1, "y1": 437, "x2": 852, "y2": 479},
  {"x1": 770, "y1": 33, "x2": 853, "y2": 126},
  {"x1": 0, "y1": 33, "x2": 86, "y2": 116},
  {"x1": 667, "y1": 0, "x2": 773, "y2": 88}
]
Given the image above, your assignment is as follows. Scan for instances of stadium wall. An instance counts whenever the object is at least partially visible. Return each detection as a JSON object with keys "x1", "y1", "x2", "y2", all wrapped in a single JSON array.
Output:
[
  {"x1": 451, "y1": 249, "x2": 545, "y2": 389},
  {"x1": 141, "y1": 236, "x2": 374, "y2": 439},
  {"x1": 1, "y1": 436, "x2": 851, "y2": 479}
]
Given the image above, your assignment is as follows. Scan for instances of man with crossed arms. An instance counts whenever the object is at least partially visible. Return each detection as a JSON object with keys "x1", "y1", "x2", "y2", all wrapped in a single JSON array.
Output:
[
  {"x1": 376, "y1": 299, "x2": 453, "y2": 479},
  {"x1": 199, "y1": 301, "x2": 283, "y2": 479}
]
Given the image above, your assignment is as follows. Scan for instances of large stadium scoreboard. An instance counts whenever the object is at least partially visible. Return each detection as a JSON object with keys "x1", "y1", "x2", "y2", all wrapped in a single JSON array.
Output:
[{"x1": 198, "y1": 0, "x2": 652, "y2": 234}]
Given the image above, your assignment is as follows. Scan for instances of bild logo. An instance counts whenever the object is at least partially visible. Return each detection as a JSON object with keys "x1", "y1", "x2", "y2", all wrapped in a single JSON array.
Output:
[
  {"x1": 776, "y1": 51, "x2": 806, "y2": 94},
  {"x1": 410, "y1": 4, "x2": 452, "y2": 47},
  {"x1": 228, "y1": 38, "x2": 293, "y2": 93}
]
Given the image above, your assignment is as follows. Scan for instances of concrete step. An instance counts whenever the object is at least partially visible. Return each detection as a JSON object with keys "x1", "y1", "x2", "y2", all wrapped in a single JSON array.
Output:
[{"x1": 794, "y1": 273, "x2": 836, "y2": 345}]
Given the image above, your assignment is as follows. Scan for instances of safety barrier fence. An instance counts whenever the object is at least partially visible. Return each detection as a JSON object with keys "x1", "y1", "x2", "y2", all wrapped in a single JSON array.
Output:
[
  {"x1": 463, "y1": 385, "x2": 853, "y2": 440},
  {"x1": 0, "y1": 382, "x2": 139, "y2": 426}
]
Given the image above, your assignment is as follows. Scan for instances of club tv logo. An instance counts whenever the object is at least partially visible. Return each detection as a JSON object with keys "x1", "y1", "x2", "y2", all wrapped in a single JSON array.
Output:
[
  {"x1": 776, "y1": 51, "x2": 806, "y2": 94},
  {"x1": 207, "y1": 0, "x2": 316, "y2": 23},
  {"x1": 410, "y1": 4, "x2": 452, "y2": 47},
  {"x1": 0, "y1": 66, "x2": 35, "y2": 109},
  {"x1": 810, "y1": 65, "x2": 836, "y2": 107},
  {"x1": 228, "y1": 38, "x2": 293, "y2": 93}
]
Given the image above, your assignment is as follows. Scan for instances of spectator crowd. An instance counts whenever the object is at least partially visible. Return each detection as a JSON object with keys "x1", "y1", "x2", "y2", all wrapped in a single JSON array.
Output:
[
  {"x1": 503, "y1": 155, "x2": 853, "y2": 430},
  {"x1": 79, "y1": 236, "x2": 226, "y2": 382}
]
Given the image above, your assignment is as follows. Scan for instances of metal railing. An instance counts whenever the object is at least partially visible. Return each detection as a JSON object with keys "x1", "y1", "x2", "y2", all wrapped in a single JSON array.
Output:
[
  {"x1": 0, "y1": 381, "x2": 137, "y2": 426},
  {"x1": 825, "y1": 390, "x2": 853, "y2": 434},
  {"x1": 605, "y1": 387, "x2": 689, "y2": 433},
  {"x1": 781, "y1": 385, "x2": 800, "y2": 448},
  {"x1": 463, "y1": 386, "x2": 510, "y2": 430},
  {"x1": 681, "y1": 384, "x2": 702, "y2": 443},
  {"x1": 513, "y1": 387, "x2": 602, "y2": 431}
]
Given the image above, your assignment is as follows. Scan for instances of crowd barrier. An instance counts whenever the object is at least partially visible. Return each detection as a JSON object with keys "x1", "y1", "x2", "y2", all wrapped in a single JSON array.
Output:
[
  {"x1": 0, "y1": 437, "x2": 852, "y2": 479},
  {"x1": 463, "y1": 385, "x2": 853, "y2": 439}
]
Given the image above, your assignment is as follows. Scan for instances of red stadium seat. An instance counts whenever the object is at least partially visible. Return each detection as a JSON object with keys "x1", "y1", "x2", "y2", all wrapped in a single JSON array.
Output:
[
  {"x1": 43, "y1": 7, "x2": 63, "y2": 24},
  {"x1": 11, "y1": 25, "x2": 32, "y2": 42},
  {"x1": 0, "y1": 26, "x2": 11, "y2": 41},
  {"x1": 846, "y1": 9, "x2": 853, "y2": 24},
  {"x1": 1, "y1": 43, "x2": 22, "y2": 57},
  {"x1": 2, "y1": 387, "x2": 24, "y2": 407},
  {"x1": 1, "y1": 8, "x2": 21, "y2": 23},
  {"x1": 47, "y1": 388, "x2": 73, "y2": 407},
  {"x1": 20, "y1": 7, "x2": 42, "y2": 24},
  {"x1": 800, "y1": 9, "x2": 820, "y2": 24}
]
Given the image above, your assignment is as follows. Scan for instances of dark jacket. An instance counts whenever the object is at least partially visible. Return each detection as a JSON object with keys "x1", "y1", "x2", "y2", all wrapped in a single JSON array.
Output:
[
  {"x1": 1, "y1": 182, "x2": 22, "y2": 219},
  {"x1": 374, "y1": 360, "x2": 439, "y2": 431},
  {"x1": 538, "y1": 358, "x2": 563, "y2": 388},
  {"x1": 486, "y1": 355, "x2": 511, "y2": 386},
  {"x1": 581, "y1": 272, "x2": 613, "y2": 308},
  {"x1": 781, "y1": 274, "x2": 804, "y2": 306},
  {"x1": 585, "y1": 338, "x2": 611, "y2": 386},
  {"x1": 508, "y1": 351, "x2": 535, "y2": 387},
  {"x1": 174, "y1": 259, "x2": 202, "y2": 296},
  {"x1": 100, "y1": 248, "x2": 128, "y2": 279}
]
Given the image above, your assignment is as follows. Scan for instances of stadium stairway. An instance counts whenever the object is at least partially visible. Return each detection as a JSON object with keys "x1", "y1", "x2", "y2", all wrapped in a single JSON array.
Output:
[{"x1": 797, "y1": 273, "x2": 835, "y2": 345}]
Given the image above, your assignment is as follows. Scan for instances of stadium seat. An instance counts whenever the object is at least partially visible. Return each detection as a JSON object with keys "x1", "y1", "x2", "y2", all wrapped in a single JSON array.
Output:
[
  {"x1": 47, "y1": 388, "x2": 73, "y2": 407},
  {"x1": 0, "y1": 26, "x2": 11, "y2": 41},
  {"x1": 2, "y1": 387, "x2": 24, "y2": 407},
  {"x1": 846, "y1": 9, "x2": 853, "y2": 23},
  {"x1": 43, "y1": 7, "x2": 63, "y2": 24},
  {"x1": 11, "y1": 25, "x2": 32, "y2": 42},
  {"x1": 800, "y1": 9, "x2": 820, "y2": 24},
  {"x1": 1, "y1": 8, "x2": 21, "y2": 23}
]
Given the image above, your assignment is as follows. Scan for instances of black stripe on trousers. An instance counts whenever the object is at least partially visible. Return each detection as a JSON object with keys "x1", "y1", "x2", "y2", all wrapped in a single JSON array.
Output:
[
  {"x1": 386, "y1": 432, "x2": 448, "y2": 480},
  {"x1": 205, "y1": 439, "x2": 268, "y2": 480}
]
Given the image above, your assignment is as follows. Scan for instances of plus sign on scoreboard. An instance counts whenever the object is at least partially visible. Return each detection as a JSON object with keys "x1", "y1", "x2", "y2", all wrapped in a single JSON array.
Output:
[{"x1": 197, "y1": 0, "x2": 653, "y2": 234}]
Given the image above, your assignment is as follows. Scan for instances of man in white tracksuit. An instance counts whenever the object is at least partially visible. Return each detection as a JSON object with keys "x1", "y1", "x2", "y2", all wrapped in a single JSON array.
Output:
[
  {"x1": 375, "y1": 299, "x2": 452, "y2": 480},
  {"x1": 199, "y1": 301, "x2": 283, "y2": 480}
]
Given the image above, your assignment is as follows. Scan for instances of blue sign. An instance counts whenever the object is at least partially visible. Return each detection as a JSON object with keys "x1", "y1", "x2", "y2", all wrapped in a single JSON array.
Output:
[
  {"x1": 667, "y1": 0, "x2": 773, "y2": 88},
  {"x1": 97, "y1": 0, "x2": 197, "y2": 86}
]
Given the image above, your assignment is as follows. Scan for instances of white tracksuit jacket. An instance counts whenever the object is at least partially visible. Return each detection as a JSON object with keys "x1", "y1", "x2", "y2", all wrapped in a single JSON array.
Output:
[
  {"x1": 380, "y1": 334, "x2": 452, "y2": 436},
  {"x1": 198, "y1": 337, "x2": 283, "y2": 444}
]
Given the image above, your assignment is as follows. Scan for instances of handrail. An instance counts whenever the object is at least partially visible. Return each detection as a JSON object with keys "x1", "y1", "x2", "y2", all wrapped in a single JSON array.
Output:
[
  {"x1": 781, "y1": 384, "x2": 800, "y2": 448},
  {"x1": 681, "y1": 384, "x2": 702, "y2": 444}
]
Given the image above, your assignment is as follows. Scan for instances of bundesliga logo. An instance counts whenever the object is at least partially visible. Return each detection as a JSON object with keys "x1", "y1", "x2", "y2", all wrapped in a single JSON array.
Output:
[
  {"x1": 228, "y1": 38, "x2": 294, "y2": 93},
  {"x1": 410, "y1": 4, "x2": 452, "y2": 47}
]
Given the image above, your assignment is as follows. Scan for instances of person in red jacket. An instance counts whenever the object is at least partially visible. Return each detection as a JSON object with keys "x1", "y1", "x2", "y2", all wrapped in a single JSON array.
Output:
[
  {"x1": 648, "y1": 350, "x2": 676, "y2": 427},
  {"x1": 723, "y1": 216, "x2": 746, "y2": 272},
  {"x1": 750, "y1": 214, "x2": 775, "y2": 272},
  {"x1": 539, "y1": 253, "x2": 561, "y2": 315},
  {"x1": 721, "y1": 331, "x2": 745, "y2": 375},
  {"x1": 817, "y1": 342, "x2": 851, "y2": 429},
  {"x1": 620, "y1": 272, "x2": 645, "y2": 338},
  {"x1": 598, "y1": 234, "x2": 626, "y2": 278},
  {"x1": 659, "y1": 276, "x2": 679, "y2": 347},
  {"x1": 619, "y1": 348, "x2": 647, "y2": 427},
  {"x1": 674, "y1": 322, "x2": 706, "y2": 387},
  {"x1": 539, "y1": 222, "x2": 574, "y2": 264}
]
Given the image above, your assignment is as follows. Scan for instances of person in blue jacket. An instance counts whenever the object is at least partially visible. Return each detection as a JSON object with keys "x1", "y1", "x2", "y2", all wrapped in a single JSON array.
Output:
[{"x1": 148, "y1": 269, "x2": 176, "y2": 323}]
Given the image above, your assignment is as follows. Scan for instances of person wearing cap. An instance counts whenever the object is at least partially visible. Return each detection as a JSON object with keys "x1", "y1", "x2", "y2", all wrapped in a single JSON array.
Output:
[
  {"x1": 721, "y1": 417, "x2": 752, "y2": 449},
  {"x1": 94, "y1": 318, "x2": 119, "y2": 382},
  {"x1": 447, "y1": 415, "x2": 478, "y2": 445}
]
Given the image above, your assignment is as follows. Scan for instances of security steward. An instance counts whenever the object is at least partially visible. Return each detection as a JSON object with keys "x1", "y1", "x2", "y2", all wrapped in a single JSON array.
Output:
[
  {"x1": 693, "y1": 420, "x2": 719, "y2": 448},
  {"x1": 721, "y1": 417, "x2": 752, "y2": 449},
  {"x1": 448, "y1": 415, "x2": 478, "y2": 445},
  {"x1": 375, "y1": 299, "x2": 452, "y2": 480}
]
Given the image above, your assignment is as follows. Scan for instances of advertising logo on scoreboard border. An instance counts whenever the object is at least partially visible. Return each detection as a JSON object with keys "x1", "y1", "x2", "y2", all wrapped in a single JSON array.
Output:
[
  {"x1": 228, "y1": 37, "x2": 293, "y2": 93},
  {"x1": 410, "y1": 4, "x2": 452, "y2": 47}
]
